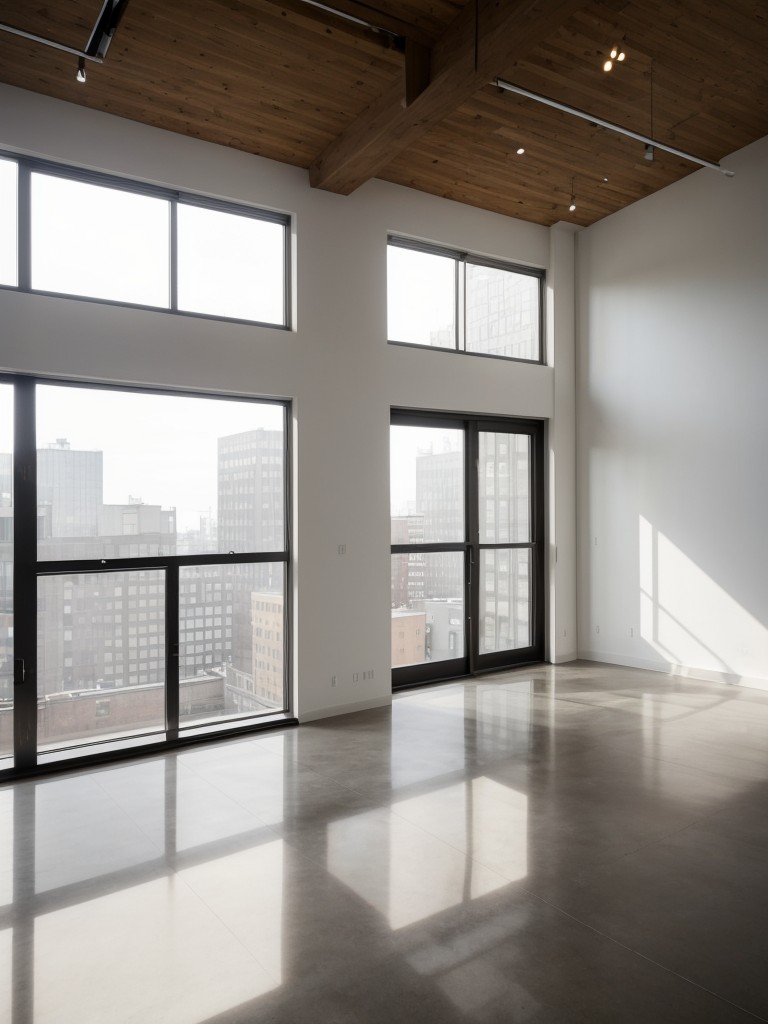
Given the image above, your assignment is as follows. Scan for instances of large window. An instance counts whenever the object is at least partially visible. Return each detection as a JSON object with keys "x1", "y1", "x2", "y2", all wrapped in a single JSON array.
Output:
[
  {"x1": 390, "y1": 412, "x2": 544, "y2": 688},
  {"x1": 1, "y1": 155, "x2": 290, "y2": 327},
  {"x1": 3, "y1": 378, "x2": 291, "y2": 775},
  {"x1": 387, "y1": 238, "x2": 544, "y2": 362}
]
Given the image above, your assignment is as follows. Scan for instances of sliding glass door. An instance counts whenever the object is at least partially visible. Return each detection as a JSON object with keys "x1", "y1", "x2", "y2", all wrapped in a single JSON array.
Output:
[
  {"x1": 390, "y1": 412, "x2": 544, "y2": 688},
  {"x1": 3, "y1": 376, "x2": 290, "y2": 775}
]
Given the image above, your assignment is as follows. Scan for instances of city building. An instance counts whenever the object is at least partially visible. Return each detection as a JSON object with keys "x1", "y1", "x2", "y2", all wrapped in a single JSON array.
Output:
[{"x1": 217, "y1": 428, "x2": 285, "y2": 703}]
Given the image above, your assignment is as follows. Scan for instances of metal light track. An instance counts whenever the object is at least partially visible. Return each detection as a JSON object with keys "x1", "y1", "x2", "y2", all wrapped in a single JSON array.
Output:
[{"x1": 495, "y1": 77, "x2": 735, "y2": 177}]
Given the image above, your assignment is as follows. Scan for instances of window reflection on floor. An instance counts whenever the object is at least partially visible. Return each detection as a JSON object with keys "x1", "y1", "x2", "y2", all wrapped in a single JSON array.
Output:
[
  {"x1": 327, "y1": 776, "x2": 527, "y2": 930},
  {"x1": 33, "y1": 875, "x2": 278, "y2": 1024}
]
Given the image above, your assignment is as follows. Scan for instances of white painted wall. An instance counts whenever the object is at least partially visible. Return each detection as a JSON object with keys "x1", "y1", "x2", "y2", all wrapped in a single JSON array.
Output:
[
  {"x1": 577, "y1": 135, "x2": 768, "y2": 689},
  {"x1": 0, "y1": 85, "x2": 575, "y2": 721}
]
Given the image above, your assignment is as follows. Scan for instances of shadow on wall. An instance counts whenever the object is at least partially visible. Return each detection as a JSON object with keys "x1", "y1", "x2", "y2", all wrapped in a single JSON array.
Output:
[{"x1": 638, "y1": 515, "x2": 768, "y2": 686}]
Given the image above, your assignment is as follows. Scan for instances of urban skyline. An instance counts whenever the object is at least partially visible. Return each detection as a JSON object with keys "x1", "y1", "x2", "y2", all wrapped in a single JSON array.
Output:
[{"x1": 0, "y1": 416, "x2": 286, "y2": 754}]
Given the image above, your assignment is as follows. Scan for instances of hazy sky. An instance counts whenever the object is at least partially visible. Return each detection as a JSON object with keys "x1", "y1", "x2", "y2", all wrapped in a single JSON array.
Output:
[
  {"x1": 389, "y1": 424, "x2": 462, "y2": 517},
  {"x1": 0, "y1": 383, "x2": 283, "y2": 532}
]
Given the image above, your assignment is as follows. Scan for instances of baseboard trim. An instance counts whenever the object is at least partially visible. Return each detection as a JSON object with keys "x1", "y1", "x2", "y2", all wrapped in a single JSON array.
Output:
[
  {"x1": 298, "y1": 694, "x2": 392, "y2": 723},
  {"x1": 577, "y1": 649, "x2": 768, "y2": 693}
]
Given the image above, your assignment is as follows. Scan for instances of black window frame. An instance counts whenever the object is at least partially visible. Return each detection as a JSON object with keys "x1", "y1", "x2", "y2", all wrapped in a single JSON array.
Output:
[
  {"x1": 390, "y1": 409, "x2": 545, "y2": 690},
  {"x1": 387, "y1": 235, "x2": 545, "y2": 365},
  {"x1": 3, "y1": 373, "x2": 294, "y2": 780},
  {"x1": 0, "y1": 151, "x2": 292, "y2": 330}
]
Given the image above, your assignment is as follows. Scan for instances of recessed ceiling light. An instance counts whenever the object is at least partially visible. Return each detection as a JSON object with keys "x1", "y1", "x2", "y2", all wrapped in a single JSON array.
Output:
[
  {"x1": 516, "y1": 146, "x2": 525, "y2": 155},
  {"x1": 603, "y1": 59, "x2": 613, "y2": 72}
]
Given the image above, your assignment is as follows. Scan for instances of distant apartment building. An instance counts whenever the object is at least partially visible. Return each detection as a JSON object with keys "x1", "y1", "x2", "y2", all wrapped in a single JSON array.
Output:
[
  {"x1": 391, "y1": 608, "x2": 426, "y2": 667},
  {"x1": 391, "y1": 513, "x2": 425, "y2": 609}
]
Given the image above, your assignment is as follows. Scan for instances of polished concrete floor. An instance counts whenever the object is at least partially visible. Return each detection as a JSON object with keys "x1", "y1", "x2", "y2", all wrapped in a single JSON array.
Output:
[{"x1": 2, "y1": 661, "x2": 768, "y2": 1023}]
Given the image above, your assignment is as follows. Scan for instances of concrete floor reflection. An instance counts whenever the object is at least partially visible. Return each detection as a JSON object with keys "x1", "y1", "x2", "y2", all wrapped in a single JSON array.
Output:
[{"x1": 2, "y1": 662, "x2": 768, "y2": 1022}]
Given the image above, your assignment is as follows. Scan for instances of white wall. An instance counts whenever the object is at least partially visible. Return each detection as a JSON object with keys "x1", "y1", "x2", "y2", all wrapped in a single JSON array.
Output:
[
  {"x1": 577, "y1": 135, "x2": 768, "y2": 689},
  {"x1": 0, "y1": 85, "x2": 575, "y2": 721}
]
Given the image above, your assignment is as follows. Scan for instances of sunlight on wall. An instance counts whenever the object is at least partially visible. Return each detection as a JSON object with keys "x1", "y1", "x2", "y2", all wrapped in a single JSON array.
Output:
[
  {"x1": 33, "y1": 874, "x2": 279, "y2": 1024},
  {"x1": 327, "y1": 778, "x2": 526, "y2": 930},
  {"x1": 639, "y1": 515, "x2": 768, "y2": 682}
]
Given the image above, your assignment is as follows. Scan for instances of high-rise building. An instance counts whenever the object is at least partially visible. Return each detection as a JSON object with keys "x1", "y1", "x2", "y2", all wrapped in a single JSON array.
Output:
[
  {"x1": 217, "y1": 429, "x2": 285, "y2": 701},
  {"x1": 37, "y1": 438, "x2": 102, "y2": 541}
]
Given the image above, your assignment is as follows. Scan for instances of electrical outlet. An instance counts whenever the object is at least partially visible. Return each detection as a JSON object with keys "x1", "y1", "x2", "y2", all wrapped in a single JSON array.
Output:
[
  {"x1": 629, "y1": 626, "x2": 635, "y2": 638},
  {"x1": 352, "y1": 671, "x2": 359, "y2": 682},
  {"x1": 331, "y1": 675, "x2": 337, "y2": 688},
  {"x1": 595, "y1": 624, "x2": 600, "y2": 635},
  {"x1": 337, "y1": 544, "x2": 346, "y2": 555}
]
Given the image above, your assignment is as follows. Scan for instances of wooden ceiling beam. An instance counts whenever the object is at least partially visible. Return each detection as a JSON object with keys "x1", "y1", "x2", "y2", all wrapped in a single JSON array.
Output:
[{"x1": 308, "y1": 0, "x2": 589, "y2": 194}]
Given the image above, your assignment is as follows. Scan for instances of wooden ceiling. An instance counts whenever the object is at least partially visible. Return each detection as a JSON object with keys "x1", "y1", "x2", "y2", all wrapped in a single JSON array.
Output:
[{"x1": 0, "y1": 0, "x2": 767, "y2": 225}]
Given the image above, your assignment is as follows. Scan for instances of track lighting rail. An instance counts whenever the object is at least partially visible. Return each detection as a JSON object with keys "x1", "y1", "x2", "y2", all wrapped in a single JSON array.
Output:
[{"x1": 495, "y1": 78, "x2": 735, "y2": 177}]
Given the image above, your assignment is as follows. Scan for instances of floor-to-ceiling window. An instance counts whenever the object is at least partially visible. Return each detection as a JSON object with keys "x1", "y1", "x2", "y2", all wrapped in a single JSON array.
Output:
[
  {"x1": 390, "y1": 412, "x2": 544, "y2": 688},
  {"x1": 2, "y1": 377, "x2": 291, "y2": 775}
]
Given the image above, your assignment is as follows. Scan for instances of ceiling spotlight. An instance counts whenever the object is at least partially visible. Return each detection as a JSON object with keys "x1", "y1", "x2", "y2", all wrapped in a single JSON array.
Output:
[
  {"x1": 603, "y1": 176, "x2": 609, "y2": 182},
  {"x1": 603, "y1": 46, "x2": 626, "y2": 71},
  {"x1": 76, "y1": 57, "x2": 86, "y2": 83},
  {"x1": 644, "y1": 143, "x2": 655, "y2": 161},
  {"x1": 569, "y1": 177, "x2": 576, "y2": 212},
  {"x1": 516, "y1": 146, "x2": 525, "y2": 155}
]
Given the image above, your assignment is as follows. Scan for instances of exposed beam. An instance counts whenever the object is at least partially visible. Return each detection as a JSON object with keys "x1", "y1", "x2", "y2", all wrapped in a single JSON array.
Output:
[{"x1": 309, "y1": 0, "x2": 588, "y2": 194}]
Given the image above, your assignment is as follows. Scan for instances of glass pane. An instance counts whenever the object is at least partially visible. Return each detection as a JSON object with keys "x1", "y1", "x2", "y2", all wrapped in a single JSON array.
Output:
[
  {"x1": 30, "y1": 173, "x2": 170, "y2": 306},
  {"x1": 390, "y1": 425, "x2": 464, "y2": 543},
  {"x1": 177, "y1": 205, "x2": 286, "y2": 324},
  {"x1": 478, "y1": 432, "x2": 530, "y2": 543},
  {"x1": 0, "y1": 158, "x2": 18, "y2": 286},
  {"x1": 391, "y1": 552, "x2": 464, "y2": 666},
  {"x1": 0, "y1": 385, "x2": 12, "y2": 761},
  {"x1": 479, "y1": 549, "x2": 530, "y2": 653},
  {"x1": 36, "y1": 385, "x2": 284, "y2": 559},
  {"x1": 387, "y1": 245, "x2": 456, "y2": 348},
  {"x1": 37, "y1": 570, "x2": 165, "y2": 749},
  {"x1": 179, "y1": 562, "x2": 285, "y2": 727},
  {"x1": 466, "y1": 263, "x2": 540, "y2": 361}
]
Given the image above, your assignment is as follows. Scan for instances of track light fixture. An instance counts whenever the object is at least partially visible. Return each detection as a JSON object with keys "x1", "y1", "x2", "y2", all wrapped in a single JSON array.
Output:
[
  {"x1": 603, "y1": 45, "x2": 626, "y2": 72},
  {"x1": 644, "y1": 143, "x2": 654, "y2": 162},
  {"x1": 76, "y1": 56, "x2": 86, "y2": 83},
  {"x1": 569, "y1": 177, "x2": 576, "y2": 212}
]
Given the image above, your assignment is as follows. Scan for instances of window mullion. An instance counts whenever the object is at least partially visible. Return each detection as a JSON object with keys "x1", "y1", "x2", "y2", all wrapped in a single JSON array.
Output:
[
  {"x1": 13, "y1": 376, "x2": 38, "y2": 770},
  {"x1": 169, "y1": 199, "x2": 178, "y2": 311},
  {"x1": 456, "y1": 257, "x2": 464, "y2": 352},
  {"x1": 165, "y1": 563, "x2": 180, "y2": 740},
  {"x1": 17, "y1": 163, "x2": 31, "y2": 291}
]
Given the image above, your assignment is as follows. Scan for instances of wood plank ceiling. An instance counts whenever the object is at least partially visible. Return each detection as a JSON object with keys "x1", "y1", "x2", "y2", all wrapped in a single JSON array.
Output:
[{"x1": 0, "y1": 0, "x2": 767, "y2": 225}]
